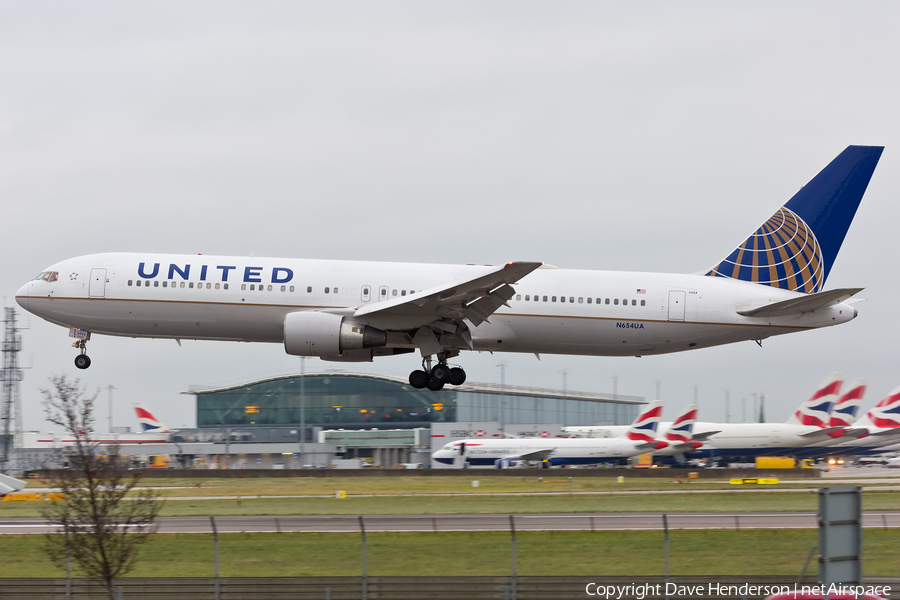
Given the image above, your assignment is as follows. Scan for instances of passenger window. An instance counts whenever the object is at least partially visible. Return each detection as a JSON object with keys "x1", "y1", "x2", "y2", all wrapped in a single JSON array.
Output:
[
  {"x1": 402, "y1": 290, "x2": 407, "y2": 297},
  {"x1": 640, "y1": 299, "x2": 646, "y2": 306},
  {"x1": 324, "y1": 287, "x2": 329, "y2": 294},
  {"x1": 250, "y1": 284, "x2": 256, "y2": 291},
  {"x1": 267, "y1": 285, "x2": 273, "y2": 291},
  {"x1": 605, "y1": 298, "x2": 609, "y2": 305},
  {"x1": 392, "y1": 289, "x2": 397, "y2": 296},
  {"x1": 307, "y1": 286, "x2": 312, "y2": 293},
  {"x1": 216, "y1": 283, "x2": 221, "y2": 290},
  {"x1": 280, "y1": 285, "x2": 286, "y2": 292},
  {"x1": 163, "y1": 281, "x2": 168, "y2": 288},
  {"x1": 560, "y1": 296, "x2": 566, "y2": 303},
  {"x1": 552, "y1": 296, "x2": 557, "y2": 302},
  {"x1": 569, "y1": 297, "x2": 574, "y2": 303},
  {"x1": 578, "y1": 297, "x2": 583, "y2": 304},
  {"x1": 614, "y1": 299, "x2": 619, "y2": 305},
  {"x1": 224, "y1": 284, "x2": 229, "y2": 290},
  {"x1": 631, "y1": 299, "x2": 636, "y2": 306},
  {"x1": 525, "y1": 295, "x2": 530, "y2": 301},
  {"x1": 189, "y1": 282, "x2": 194, "y2": 289},
  {"x1": 180, "y1": 282, "x2": 185, "y2": 288},
  {"x1": 289, "y1": 286, "x2": 294, "y2": 292},
  {"x1": 241, "y1": 284, "x2": 247, "y2": 291},
  {"x1": 543, "y1": 296, "x2": 548, "y2": 302},
  {"x1": 154, "y1": 281, "x2": 159, "y2": 287},
  {"x1": 586, "y1": 298, "x2": 591, "y2": 304},
  {"x1": 127, "y1": 280, "x2": 133, "y2": 286}
]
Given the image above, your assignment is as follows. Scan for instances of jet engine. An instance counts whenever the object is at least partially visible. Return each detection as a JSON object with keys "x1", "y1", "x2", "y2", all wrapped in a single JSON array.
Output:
[{"x1": 283, "y1": 311, "x2": 387, "y2": 357}]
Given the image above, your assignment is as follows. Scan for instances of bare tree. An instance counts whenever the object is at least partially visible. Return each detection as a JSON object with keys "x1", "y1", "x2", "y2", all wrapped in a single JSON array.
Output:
[{"x1": 39, "y1": 375, "x2": 163, "y2": 599}]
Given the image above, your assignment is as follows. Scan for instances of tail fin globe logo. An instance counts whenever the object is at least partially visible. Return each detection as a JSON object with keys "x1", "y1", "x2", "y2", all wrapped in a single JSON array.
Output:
[{"x1": 706, "y1": 207, "x2": 824, "y2": 293}]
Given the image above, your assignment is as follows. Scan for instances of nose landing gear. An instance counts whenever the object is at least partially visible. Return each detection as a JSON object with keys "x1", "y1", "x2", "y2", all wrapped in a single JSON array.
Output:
[{"x1": 71, "y1": 330, "x2": 92, "y2": 370}]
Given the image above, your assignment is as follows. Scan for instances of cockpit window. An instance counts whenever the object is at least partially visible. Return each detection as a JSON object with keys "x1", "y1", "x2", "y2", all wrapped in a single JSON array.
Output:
[{"x1": 34, "y1": 271, "x2": 58, "y2": 282}]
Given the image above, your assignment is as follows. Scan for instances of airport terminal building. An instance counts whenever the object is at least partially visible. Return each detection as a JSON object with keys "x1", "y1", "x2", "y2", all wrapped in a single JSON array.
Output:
[
  {"x1": 172, "y1": 372, "x2": 645, "y2": 468},
  {"x1": 185, "y1": 372, "x2": 644, "y2": 431}
]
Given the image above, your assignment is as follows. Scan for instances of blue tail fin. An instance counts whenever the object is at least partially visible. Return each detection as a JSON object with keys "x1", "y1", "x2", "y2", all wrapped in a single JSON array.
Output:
[{"x1": 705, "y1": 146, "x2": 883, "y2": 292}]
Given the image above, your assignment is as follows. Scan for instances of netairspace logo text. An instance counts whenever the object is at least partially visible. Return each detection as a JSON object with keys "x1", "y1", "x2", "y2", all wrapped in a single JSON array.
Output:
[{"x1": 584, "y1": 582, "x2": 891, "y2": 599}]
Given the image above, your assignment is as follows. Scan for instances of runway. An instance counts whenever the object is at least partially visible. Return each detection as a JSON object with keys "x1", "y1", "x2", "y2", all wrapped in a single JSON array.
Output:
[{"x1": 2, "y1": 511, "x2": 899, "y2": 535}]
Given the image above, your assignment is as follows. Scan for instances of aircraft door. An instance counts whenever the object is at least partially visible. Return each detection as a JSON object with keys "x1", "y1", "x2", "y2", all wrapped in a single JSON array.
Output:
[
  {"x1": 667, "y1": 291, "x2": 686, "y2": 321},
  {"x1": 378, "y1": 286, "x2": 389, "y2": 302},
  {"x1": 361, "y1": 286, "x2": 371, "y2": 302},
  {"x1": 89, "y1": 269, "x2": 107, "y2": 298}
]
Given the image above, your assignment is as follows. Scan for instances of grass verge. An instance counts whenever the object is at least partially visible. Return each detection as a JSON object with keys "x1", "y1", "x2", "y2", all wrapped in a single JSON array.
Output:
[{"x1": 2, "y1": 529, "x2": 898, "y2": 577}]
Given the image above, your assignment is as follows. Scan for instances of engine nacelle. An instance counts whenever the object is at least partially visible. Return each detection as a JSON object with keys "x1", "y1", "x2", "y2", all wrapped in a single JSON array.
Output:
[{"x1": 283, "y1": 311, "x2": 387, "y2": 357}]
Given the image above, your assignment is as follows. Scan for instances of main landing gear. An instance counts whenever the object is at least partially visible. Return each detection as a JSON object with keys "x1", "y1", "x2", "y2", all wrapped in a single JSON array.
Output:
[
  {"x1": 408, "y1": 355, "x2": 467, "y2": 391},
  {"x1": 72, "y1": 338, "x2": 92, "y2": 370}
]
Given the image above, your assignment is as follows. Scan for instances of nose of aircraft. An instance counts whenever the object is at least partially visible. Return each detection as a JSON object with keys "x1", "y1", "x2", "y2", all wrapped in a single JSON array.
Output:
[{"x1": 15, "y1": 282, "x2": 31, "y2": 310}]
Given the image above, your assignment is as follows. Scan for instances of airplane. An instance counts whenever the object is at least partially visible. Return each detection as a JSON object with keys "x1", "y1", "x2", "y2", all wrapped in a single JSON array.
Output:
[
  {"x1": 688, "y1": 373, "x2": 851, "y2": 462},
  {"x1": 565, "y1": 374, "x2": 847, "y2": 462},
  {"x1": 15, "y1": 146, "x2": 882, "y2": 391},
  {"x1": 814, "y1": 386, "x2": 900, "y2": 456},
  {"x1": 431, "y1": 400, "x2": 667, "y2": 467},
  {"x1": 133, "y1": 401, "x2": 171, "y2": 437}
]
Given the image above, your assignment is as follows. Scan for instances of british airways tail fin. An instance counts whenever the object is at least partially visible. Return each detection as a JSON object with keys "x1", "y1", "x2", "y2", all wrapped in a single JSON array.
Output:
[
  {"x1": 625, "y1": 400, "x2": 664, "y2": 442},
  {"x1": 706, "y1": 146, "x2": 883, "y2": 293},
  {"x1": 133, "y1": 401, "x2": 170, "y2": 433},
  {"x1": 856, "y1": 385, "x2": 900, "y2": 429},
  {"x1": 665, "y1": 404, "x2": 698, "y2": 443},
  {"x1": 785, "y1": 373, "x2": 843, "y2": 426},
  {"x1": 828, "y1": 378, "x2": 866, "y2": 427}
]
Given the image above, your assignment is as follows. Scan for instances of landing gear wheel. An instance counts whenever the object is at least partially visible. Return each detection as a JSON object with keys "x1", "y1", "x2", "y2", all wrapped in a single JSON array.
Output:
[
  {"x1": 448, "y1": 367, "x2": 467, "y2": 386},
  {"x1": 431, "y1": 364, "x2": 451, "y2": 384},
  {"x1": 426, "y1": 376, "x2": 445, "y2": 391},
  {"x1": 74, "y1": 354, "x2": 91, "y2": 370},
  {"x1": 409, "y1": 370, "x2": 428, "y2": 389}
]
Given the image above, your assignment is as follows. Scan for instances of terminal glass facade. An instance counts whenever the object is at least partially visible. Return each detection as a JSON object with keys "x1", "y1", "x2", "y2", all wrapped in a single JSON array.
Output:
[
  {"x1": 196, "y1": 375, "x2": 459, "y2": 427},
  {"x1": 192, "y1": 374, "x2": 641, "y2": 428}
]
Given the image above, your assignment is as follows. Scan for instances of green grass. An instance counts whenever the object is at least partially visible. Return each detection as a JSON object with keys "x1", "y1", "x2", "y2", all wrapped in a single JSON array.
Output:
[
  {"x1": 3, "y1": 489, "x2": 900, "y2": 517},
  {"x1": 3, "y1": 530, "x2": 898, "y2": 578}
]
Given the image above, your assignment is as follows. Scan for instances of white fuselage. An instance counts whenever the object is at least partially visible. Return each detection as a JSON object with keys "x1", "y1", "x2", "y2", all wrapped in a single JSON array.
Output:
[
  {"x1": 15, "y1": 252, "x2": 858, "y2": 359},
  {"x1": 432, "y1": 437, "x2": 651, "y2": 467}
]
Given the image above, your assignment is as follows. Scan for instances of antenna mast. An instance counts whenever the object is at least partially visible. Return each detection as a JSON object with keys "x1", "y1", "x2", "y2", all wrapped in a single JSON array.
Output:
[{"x1": 0, "y1": 307, "x2": 24, "y2": 474}]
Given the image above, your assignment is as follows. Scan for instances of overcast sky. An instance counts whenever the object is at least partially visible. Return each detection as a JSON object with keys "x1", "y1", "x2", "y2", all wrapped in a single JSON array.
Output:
[{"x1": 2, "y1": 2, "x2": 898, "y2": 431}]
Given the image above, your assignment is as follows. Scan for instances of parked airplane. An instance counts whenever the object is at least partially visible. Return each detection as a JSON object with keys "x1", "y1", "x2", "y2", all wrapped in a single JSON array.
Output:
[
  {"x1": 691, "y1": 373, "x2": 846, "y2": 462},
  {"x1": 16, "y1": 147, "x2": 882, "y2": 390},
  {"x1": 816, "y1": 386, "x2": 900, "y2": 456},
  {"x1": 432, "y1": 401, "x2": 667, "y2": 467},
  {"x1": 133, "y1": 401, "x2": 171, "y2": 436}
]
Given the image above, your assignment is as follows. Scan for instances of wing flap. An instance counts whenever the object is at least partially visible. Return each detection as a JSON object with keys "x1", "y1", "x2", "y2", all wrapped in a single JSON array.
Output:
[{"x1": 737, "y1": 288, "x2": 863, "y2": 318}]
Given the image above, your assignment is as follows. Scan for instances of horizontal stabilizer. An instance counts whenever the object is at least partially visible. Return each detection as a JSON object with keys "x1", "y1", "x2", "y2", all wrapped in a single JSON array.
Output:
[
  {"x1": 737, "y1": 288, "x2": 862, "y2": 318},
  {"x1": 691, "y1": 430, "x2": 721, "y2": 442},
  {"x1": 799, "y1": 426, "x2": 844, "y2": 438}
]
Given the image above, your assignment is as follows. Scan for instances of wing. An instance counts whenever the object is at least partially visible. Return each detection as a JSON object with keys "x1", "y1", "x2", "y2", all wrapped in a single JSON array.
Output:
[
  {"x1": 349, "y1": 261, "x2": 542, "y2": 353},
  {"x1": 737, "y1": 288, "x2": 862, "y2": 318},
  {"x1": 501, "y1": 448, "x2": 554, "y2": 462}
]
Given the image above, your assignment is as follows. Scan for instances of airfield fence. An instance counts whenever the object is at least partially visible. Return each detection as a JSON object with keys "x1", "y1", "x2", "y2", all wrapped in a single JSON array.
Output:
[{"x1": 133, "y1": 511, "x2": 900, "y2": 533}]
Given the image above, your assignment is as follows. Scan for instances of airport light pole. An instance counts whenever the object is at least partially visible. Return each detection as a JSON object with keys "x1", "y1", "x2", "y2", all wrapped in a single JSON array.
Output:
[
  {"x1": 497, "y1": 363, "x2": 507, "y2": 436},
  {"x1": 299, "y1": 357, "x2": 306, "y2": 468},
  {"x1": 107, "y1": 385, "x2": 115, "y2": 434}
]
